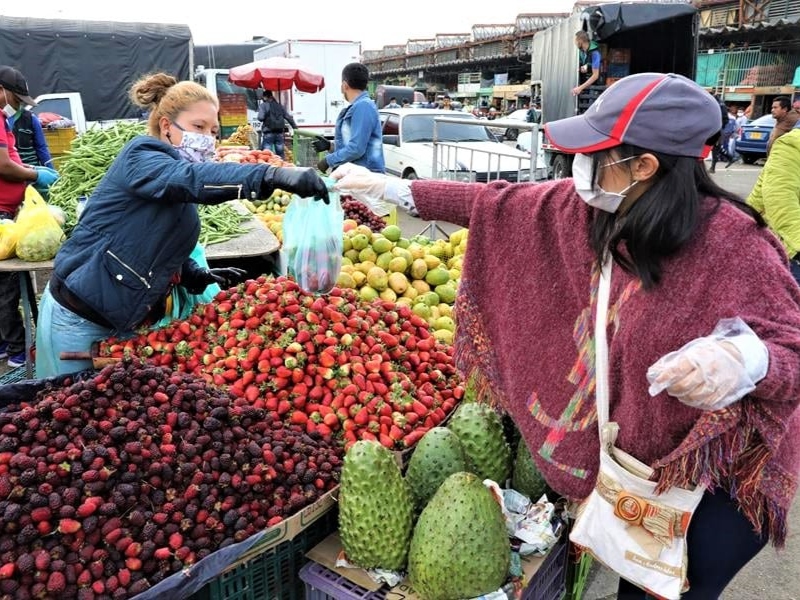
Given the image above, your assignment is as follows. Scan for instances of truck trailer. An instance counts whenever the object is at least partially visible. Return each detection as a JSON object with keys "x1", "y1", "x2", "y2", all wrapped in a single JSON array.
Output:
[{"x1": 528, "y1": 2, "x2": 699, "y2": 179}]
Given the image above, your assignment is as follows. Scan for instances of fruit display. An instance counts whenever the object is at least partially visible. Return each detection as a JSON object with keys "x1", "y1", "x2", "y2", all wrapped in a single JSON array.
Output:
[
  {"x1": 338, "y1": 441, "x2": 413, "y2": 570},
  {"x1": 214, "y1": 147, "x2": 293, "y2": 168},
  {"x1": 447, "y1": 403, "x2": 511, "y2": 484},
  {"x1": 98, "y1": 276, "x2": 464, "y2": 451},
  {"x1": 407, "y1": 472, "x2": 511, "y2": 600},
  {"x1": 0, "y1": 360, "x2": 342, "y2": 597},
  {"x1": 220, "y1": 124, "x2": 256, "y2": 147},
  {"x1": 341, "y1": 196, "x2": 386, "y2": 233},
  {"x1": 339, "y1": 224, "x2": 467, "y2": 342},
  {"x1": 404, "y1": 427, "x2": 467, "y2": 513},
  {"x1": 241, "y1": 188, "x2": 293, "y2": 215}
]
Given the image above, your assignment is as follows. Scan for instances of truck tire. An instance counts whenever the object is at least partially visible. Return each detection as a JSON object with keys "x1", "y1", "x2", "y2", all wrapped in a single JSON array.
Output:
[
  {"x1": 403, "y1": 169, "x2": 418, "y2": 180},
  {"x1": 552, "y1": 154, "x2": 572, "y2": 180},
  {"x1": 505, "y1": 128, "x2": 519, "y2": 141}
]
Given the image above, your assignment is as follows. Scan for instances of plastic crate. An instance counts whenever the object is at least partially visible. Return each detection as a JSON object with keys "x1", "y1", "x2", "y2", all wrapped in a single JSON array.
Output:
[
  {"x1": 191, "y1": 507, "x2": 338, "y2": 600},
  {"x1": 521, "y1": 534, "x2": 568, "y2": 600},
  {"x1": 299, "y1": 534, "x2": 569, "y2": 600},
  {"x1": 0, "y1": 367, "x2": 27, "y2": 386},
  {"x1": 44, "y1": 127, "x2": 76, "y2": 154},
  {"x1": 293, "y1": 133, "x2": 323, "y2": 168},
  {"x1": 299, "y1": 562, "x2": 388, "y2": 600}
]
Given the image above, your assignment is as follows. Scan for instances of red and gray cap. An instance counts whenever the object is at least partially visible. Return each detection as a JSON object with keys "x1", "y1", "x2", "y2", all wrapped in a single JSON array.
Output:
[
  {"x1": 0, "y1": 66, "x2": 36, "y2": 107},
  {"x1": 545, "y1": 73, "x2": 721, "y2": 158}
]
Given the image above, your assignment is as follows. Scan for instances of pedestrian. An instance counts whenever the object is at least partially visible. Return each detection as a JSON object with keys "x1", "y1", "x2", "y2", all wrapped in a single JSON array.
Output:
[
  {"x1": 747, "y1": 126, "x2": 800, "y2": 285},
  {"x1": 385, "y1": 97, "x2": 401, "y2": 109},
  {"x1": 332, "y1": 73, "x2": 800, "y2": 600},
  {"x1": 5, "y1": 94, "x2": 53, "y2": 168},
  {"x1": 767, "y1": 96, "x2": 799, "y2": 154},
  {"x1": 257, "y1": 90, "x2": 297, "y2": 159},
  {"x1": 401, "y1": 98, "x2": 410, "y2": 109},
  {"x1": 709, "y1": 95, "x2": 731, "y2": 173},
  {"x1": 311, "y1": 63, "x2": 385, "y2": 174},
  {"x1": 34, "y1": 72, "x2": 328, "y2": 378},
  {"x1": 441, "y1": 95, "x2": 454, "y2": 111},
  {"x1": 572, "y1": 30, "x2": 601, "y2": 97},
  {"x1": 0, "y1": 66, "x2": 59, "y2": 369}
]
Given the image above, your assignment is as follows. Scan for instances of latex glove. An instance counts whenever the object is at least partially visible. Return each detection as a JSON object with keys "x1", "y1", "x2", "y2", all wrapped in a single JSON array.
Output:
[
  {"x1": 183, "y1": 267, "x2": 247, "y2": 294},
  {"x1": 33, "y1": 166, "x2": 59, "y2": 190},
  {"x1": 311, "y1": 136, "x2": 331, "y2": 153},
  {"x1": 264, "y1": 166, "x2": 329, "y2": 203},
  {"x1": 331, "y1": 163, "x2": 388, "y2": 201},
  {"x1": 317, "y1": 157, "x2": 330, "y2": 173},
  {"x1": 647, "y1": 317, "x2": 768, "y2": 411}
]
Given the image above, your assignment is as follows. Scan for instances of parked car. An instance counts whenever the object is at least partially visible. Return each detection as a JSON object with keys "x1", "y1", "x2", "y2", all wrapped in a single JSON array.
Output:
[
  {"x1": 735, "y1": 114, "x2": 775, "y2": 164},
  {"x1": 379, "y1": 108, "x2": 533, "y2": 182},
  {"x1": 496, "y1": 109, "x2": 530, "y2": 141}
]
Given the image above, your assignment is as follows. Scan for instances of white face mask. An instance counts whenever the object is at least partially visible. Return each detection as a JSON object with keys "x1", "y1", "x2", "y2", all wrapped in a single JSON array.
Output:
[
  {"x1": 571, "y1": 153, "x2": 639, "y2": 213},
  {"x1": 1, "y1": 90, "x2": 16, "y2": 119},
  {"x1": 172, "y1": 122, "x2": 216, "y2": 163}
]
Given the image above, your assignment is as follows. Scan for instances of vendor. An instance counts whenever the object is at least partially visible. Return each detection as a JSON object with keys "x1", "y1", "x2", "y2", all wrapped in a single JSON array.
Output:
[
  {"x1": 35, "y1": 72, "x2": 328, "y2": 378},
  {"x1": 332, "y1": 73, "x2": 800, "y2": 599},
  {"x1": 572, "y1": 30, "x2": 601, "y2": 97}
]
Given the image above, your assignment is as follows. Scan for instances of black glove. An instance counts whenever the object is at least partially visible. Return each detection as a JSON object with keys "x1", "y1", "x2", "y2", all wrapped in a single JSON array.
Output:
[
  {"x1": 317, "y1": 157, "x2": 330, "y2": 174},
  {"x1": 263, "y1": 166, "x2": 329, "y2": 203},
  {"x1": 311, "y1": 136, "x2": 331, "y2": 153},
  {"x1": 182, "y1": 267, "x2": 247, "y2": 294}
]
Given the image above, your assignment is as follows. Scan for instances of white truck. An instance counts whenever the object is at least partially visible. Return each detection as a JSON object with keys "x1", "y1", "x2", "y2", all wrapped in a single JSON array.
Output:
[{"x1": 252, "y1": 39, "x2": 362, "y2": 137}]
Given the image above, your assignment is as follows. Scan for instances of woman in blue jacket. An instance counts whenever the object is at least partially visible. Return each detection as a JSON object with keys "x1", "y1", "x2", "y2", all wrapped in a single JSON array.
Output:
[{"x1": 35, "y1": 72, "x2": 328, "y2": 378}]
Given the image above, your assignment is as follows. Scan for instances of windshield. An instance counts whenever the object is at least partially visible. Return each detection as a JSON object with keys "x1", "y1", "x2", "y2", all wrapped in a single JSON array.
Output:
[
  {"x1": 215, "y1": 74, "x2": 259, "y2": 112},
  {"x1": 401, "y1": 114, "x2": 491, "y2": 143}
]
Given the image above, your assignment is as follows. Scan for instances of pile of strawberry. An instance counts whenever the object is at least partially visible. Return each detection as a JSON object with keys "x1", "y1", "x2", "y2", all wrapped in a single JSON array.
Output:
[
  {"x1": 0, "y1": 361, "x2": 342, "y2": 598},
  {"x1": 100, "y1": 276, "x2": 464, "y2": 451}
]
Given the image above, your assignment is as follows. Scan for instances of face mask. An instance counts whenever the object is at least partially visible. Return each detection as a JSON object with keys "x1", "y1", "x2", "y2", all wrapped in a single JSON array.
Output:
[
  {"x1": 1, "y1": 90, "x2": 16, "y2": 119},
  {"x1": 171, "y1": 122, "x2": 216, "y2": 163},
  {"x1": 572, "y1": 153, "x2": 639, "y2": 213}
]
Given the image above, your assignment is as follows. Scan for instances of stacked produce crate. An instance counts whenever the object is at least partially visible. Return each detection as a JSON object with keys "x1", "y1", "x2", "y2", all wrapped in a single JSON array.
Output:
[
  {"x1": 44, "y1": 126, "x2": 77, "y2": 169},
  {"x1": 218, "y1": 93, "x2": 249, "y2": 140}
]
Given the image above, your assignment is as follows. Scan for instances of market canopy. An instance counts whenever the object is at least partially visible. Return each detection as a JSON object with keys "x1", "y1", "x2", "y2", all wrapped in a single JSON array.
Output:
[{"x1": 228, "y1": 57, "x2": 325, "y2": 93}]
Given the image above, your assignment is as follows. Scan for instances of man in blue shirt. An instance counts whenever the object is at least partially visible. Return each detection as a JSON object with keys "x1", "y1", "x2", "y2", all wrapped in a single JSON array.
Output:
[
  {"x1": 312, "y1": 63, "x2": 385, "y2": 174},
  {"x1": 9, "y1": 107, "x2": 53, "y2": 168},
  {"x1": 572, "y1": 31, "x2": 602, "y2": 97}
]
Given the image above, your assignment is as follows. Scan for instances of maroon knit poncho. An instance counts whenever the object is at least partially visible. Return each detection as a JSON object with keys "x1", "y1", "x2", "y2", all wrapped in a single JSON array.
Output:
[{"x1": 412, "y1": 177, "x2": 800, "y2": 546}]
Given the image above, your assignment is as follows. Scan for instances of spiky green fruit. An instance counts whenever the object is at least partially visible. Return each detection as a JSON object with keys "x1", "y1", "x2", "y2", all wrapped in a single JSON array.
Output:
[
  {"x1": 339, "y1": 441, "x2": 413, "y2": 570},
  {"x1": 405, "y1": 427, "x2": 467, "y2": 512},
  {"x1": 408, "y1": 472, "x2": 510, "y2": 600},
  {"x1": 512, "y1": 440, "x2": 549, "y2": 501},
  {"x1": 447, "y1": 403, "x2": 511, "y2": 484}
]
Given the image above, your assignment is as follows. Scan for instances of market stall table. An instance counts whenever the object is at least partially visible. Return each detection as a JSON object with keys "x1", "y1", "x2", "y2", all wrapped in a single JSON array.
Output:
[{"x1": 0, "y1": 215, "x2": 280, "y2": 378}]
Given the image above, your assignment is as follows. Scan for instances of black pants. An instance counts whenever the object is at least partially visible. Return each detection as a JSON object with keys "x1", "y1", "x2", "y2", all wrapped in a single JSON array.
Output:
[
  {"x1": 0, "y1": 210, "x2": 24, "y2": 354},
  {"x1": 617, "y1": 491, "x2": 768, "y2": 599}
]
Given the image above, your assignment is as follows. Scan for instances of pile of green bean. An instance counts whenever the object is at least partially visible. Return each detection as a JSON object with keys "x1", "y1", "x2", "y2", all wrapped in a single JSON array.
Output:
[
  {"x1": 48, "y1": 122, "x2": 147, "y2": 234},
  {"x1": 197, "y1": 204, "x2": 250, "y2": 246}
]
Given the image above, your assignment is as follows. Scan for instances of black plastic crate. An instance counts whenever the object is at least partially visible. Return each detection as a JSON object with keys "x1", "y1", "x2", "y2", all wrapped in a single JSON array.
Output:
[{"x1": 191, "y1": 507, "x2": 338, "y2": 600}]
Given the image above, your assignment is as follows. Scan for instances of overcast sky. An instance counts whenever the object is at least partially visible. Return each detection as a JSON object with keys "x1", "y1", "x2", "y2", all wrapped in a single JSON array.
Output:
[{"x1": 2, "y1": 1, "x2": 577, "y2": 51}]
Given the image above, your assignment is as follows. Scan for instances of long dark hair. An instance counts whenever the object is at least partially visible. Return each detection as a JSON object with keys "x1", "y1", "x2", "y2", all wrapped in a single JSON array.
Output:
[{"x1": 588, "y1": 143, "x2": 764, "y2": 289}]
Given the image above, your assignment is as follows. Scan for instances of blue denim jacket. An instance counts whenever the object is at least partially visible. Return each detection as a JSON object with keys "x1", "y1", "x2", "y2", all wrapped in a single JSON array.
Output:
[
  {"x1": 53, "y1": 136, "x2": 268, "y2": 331},
  {"x1": 326, "y1": 91, "x2": 385, "y2": 173}
]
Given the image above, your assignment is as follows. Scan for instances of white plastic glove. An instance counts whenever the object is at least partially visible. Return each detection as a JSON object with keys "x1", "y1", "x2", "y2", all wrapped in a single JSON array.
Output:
[
  {"x1": 646, "y1": 317, "x2": 768, "y2": 411},
  {"x1": 331, "y1": 163, "x2": 415, "y2": 214}
]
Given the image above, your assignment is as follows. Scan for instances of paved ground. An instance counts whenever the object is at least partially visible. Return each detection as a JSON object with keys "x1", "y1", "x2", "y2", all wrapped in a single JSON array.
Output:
[{"x1": 3, "y1": 160, "x2": 798, "y2": 599}]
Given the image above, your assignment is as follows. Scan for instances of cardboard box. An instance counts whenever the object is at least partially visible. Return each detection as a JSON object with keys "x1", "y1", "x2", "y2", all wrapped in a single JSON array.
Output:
[
  {"x1": 306, "y1": 532, "x2": 555, "y2": 599},
  {"x1": 609, "y1": 48, "x2": 631, "y2": 64}
]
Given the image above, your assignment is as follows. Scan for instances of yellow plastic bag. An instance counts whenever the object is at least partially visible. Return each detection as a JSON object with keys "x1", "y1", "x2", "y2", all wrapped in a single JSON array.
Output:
[
  {"x1": 14, "y1": 187, "x2": 65, "y2": 262},
  {"x1": 0, "y1": 219, "x2": 19, "y2": 260}
]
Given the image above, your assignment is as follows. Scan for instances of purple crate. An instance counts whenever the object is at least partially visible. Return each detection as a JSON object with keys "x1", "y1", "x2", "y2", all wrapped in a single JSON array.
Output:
[
  {"x1": 521, "y1": 535, "x2": 568, "y2": 600},
  {"x1": 299, "y1": 562, "x2": 388, "y2": 600}
]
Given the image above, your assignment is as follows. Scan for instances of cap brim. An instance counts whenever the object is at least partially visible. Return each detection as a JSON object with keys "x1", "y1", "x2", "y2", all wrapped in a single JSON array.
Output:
[
  {"x1": 18, "y1": 94, "x2": 36, "y2": 107},
  {"x1": 544, "y1": 113, "x2": 620, "y2": 154}
]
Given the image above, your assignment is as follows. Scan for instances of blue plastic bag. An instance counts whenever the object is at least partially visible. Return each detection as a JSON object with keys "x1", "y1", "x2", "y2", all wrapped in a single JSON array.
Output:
[{"x1": 281, "y1": 193, "x2": 343, "y2": 294}]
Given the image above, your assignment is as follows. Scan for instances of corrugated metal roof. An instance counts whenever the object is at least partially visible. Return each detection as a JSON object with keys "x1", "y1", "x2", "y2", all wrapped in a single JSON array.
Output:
[{"x1": 701, "y1": 15, "x2": 800, "y2": 34}]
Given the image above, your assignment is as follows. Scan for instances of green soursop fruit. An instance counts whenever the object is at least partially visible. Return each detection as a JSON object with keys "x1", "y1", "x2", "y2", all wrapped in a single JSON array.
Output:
[
  {"x1": 339, "y1": 440, "x2": 413, "y2": 570},
  {"x1": 512, "y1": 440, "x2": 549, "y2": 502},
  {"x1": 448, "y1": 403, "x2": 511, "y2": 484},
  {"x1": 408, "y1": 472, "x2": 510, "y2": 600},
  {"x1": 405, "y1": 427, "x2": 467, "y2": 512}
]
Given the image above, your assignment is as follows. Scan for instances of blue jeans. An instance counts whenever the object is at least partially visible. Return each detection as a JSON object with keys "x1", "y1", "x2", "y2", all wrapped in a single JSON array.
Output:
[
  {"x1": 790, "y1": 259, "x2": 800, "y2": 287},
  {"x1": 261, "y1": 132, "x2": 286, "y2": 158},
  {"x1": 35, "y1": 284, "x2": 120, "y2": 378}
]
